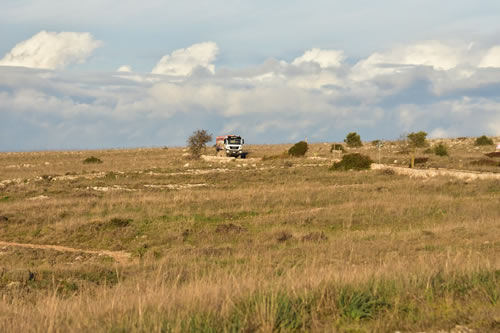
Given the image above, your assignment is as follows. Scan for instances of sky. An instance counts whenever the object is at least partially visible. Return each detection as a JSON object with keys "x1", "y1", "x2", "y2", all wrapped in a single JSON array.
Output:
[{"x1": 1, "y1": 1, "x2": 500, "y2": 151}]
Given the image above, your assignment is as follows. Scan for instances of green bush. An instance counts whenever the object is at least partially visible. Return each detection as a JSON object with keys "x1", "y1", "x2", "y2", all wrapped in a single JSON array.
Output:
[
  {"x1": 433, "y1": 143, "x2": 449, "y2": 156},
  {"x1": 187, "y1": 129, "x2": 213, "y2": 159},
  {"x1": 344, "y1": 132, "x2": 362, "y2": 147},
  {"x1": 475, "y1": 135, "x2": 494, "y2": 146},
  {"x1": 83, "y1": 156, "x2": 103, "y2": 164},
  {"x1": 407, "y1": 131, "x2": 428, "y2": 148},
  {"x1": 330, "y1": 153, "x2": 373, "y2": 171},
  {"x1": 330, "y1": 143, "x2": 345, "y2": 152},
  {"x1": 288, "y1": 141, "x2": 308, "y2": 157}
]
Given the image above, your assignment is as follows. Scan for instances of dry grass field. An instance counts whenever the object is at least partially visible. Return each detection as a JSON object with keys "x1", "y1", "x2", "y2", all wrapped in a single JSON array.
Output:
[{"x1": 0, "y1": 137, "x2": 499, "y2": 332}]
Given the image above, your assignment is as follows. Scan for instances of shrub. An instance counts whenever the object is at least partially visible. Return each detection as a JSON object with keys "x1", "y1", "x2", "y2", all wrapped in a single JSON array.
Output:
[
  {"x1": 109, "y1": 217, "x2": 132, "y2": 227},
  {"x1": 83, "y1": 156, "x2": 103, "y2": 164},
  {"x1": 475, "y1": 135, "x2": 494, "y2": 146},
  {"x1": 371, "y1": 140, "x2": 382, "y2": 146},
  {"x1": 407, "y1": 131, "x2": 428, "y2": 148},
  {"x1": 344, "y1": 132, "x2": 362, "y2": 147},
  {"x1": 288, "y1": 141, "x2": 308, "y2": 157},
  {"x1": 414, "y1": 157, "x2": 429, "y2": 164},
  {"x1": 187, "y1": 129, "x2": 213, "y2": 159},
  {"x1": 330, "y1": 143, "x2": 345, "y2": 152},
  {"x1": 330, "y1": 153, "x2": 373, "y2": 171},
  {"x1": 433, "y1": 143, "x2": 449, "y2": 156}
]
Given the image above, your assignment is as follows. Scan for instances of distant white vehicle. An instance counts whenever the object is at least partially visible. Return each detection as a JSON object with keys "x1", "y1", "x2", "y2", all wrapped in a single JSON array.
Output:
[
  {"x1": 496, "y1": 143, "x2": 500, "y2": 150},
  {"x1": 215, "y1": 135, "x2": 246, "y2": 158}
]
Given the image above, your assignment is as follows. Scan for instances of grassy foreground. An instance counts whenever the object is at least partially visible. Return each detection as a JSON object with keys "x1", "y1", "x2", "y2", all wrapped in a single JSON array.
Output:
[{"x1": 0, "y1": 142, "x2": 499, "y2": 332}]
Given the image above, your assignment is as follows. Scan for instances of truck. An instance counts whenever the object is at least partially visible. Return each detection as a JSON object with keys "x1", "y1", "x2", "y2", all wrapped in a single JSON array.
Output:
[{"x1": 216, "y1": 135, "x2": 246, "y2": 158}]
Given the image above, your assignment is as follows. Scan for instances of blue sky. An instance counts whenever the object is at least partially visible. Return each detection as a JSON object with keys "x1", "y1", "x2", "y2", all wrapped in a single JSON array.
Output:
[{"x1": 1, "y1": 1, "x2": 500, "y2": 151}]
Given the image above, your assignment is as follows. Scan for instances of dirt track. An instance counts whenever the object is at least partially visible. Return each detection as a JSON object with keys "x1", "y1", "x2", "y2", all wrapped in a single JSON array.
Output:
[
  {"x1": 371, "y1": 163, "x2": 500, "y2": 180},
  {"x1": 0, "y1": 241, "x2": 131, "y2": 264}
]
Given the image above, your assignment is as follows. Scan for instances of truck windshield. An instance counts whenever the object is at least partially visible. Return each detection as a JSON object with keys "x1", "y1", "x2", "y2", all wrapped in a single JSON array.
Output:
[{"x1": 227, "y1": 137, "x2": 241, "y2": 144}]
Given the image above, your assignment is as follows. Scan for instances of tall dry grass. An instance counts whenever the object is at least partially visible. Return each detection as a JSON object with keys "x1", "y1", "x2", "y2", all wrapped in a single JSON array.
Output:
[{"x1": 0, "y1": 144, "x2": 499, "y2": 331}]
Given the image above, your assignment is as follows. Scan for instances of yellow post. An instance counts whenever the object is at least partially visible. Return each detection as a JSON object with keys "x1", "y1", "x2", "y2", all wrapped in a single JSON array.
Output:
[{"x1": 411, "y1": 148, "x2": 415, "y2": 168}]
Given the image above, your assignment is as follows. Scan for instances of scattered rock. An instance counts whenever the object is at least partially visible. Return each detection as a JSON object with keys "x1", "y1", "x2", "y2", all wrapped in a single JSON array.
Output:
[
  {"x1": 371, "y1": 163, "x2": 500, "y2": 181},
  {"x1": 0, "y1": 216, "x2": 8, "y2": 222},
  {"x1": 87, "y1": 185, "x2": 135, "y2": 192},
  {"x1": 201, "y1": 155, "x2": 235, "y2": 163},
  {"x1": 144, "y1": 183, "x2": 207, "y2": 190},
  {"x1": 6, "y1": 281, "x2": 21, "y2": 289},
  {"x1": 28, "y1": 195, "x2": 49, "y2": 201}
]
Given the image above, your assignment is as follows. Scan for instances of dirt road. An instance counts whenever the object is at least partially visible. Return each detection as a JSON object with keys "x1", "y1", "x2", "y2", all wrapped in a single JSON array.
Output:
[
  {"x1": 0, "y1": 241, "x2": 131, "y2": 264},
  {"x1": 371, "y1": 163, "x2": 500, "y2": 180}
]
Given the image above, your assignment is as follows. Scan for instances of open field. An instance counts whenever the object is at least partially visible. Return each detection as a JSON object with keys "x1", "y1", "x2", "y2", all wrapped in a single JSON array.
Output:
[{"x1": 1, "y1": 138, "x2": 499, "y2": 332}]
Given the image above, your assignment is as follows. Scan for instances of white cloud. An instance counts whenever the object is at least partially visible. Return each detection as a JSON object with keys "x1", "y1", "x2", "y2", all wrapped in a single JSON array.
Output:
[
  {"x1": 292, "y1": 48, "x2": 344, "y2": 68},
  {"x1": 152, "y1": 42, "x2": 219, "y2": 76},
  {"x1": 429, "y1": 127, "x2": 456, "y2": 139},
  {"x1": 117, "y1": 65, "x2": 132, "y2": 72},
  {"x1": 3, "y1": 38, "x2": 500, "y2": 151},
  {"x1": 351, "y1": 40, "x2": 473, "y2": 81},
  {"x1": 479, "y1": 46, "x2": 500, "y2": 68},
  {"x1": 0, "y1": 31, "x2": 102, "y2": 70}
]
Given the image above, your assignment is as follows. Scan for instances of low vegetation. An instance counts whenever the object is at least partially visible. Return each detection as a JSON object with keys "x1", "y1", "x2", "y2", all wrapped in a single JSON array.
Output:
[
  {"x1": 407, "y1": 131, "x2": 428, "y2": 148},
  {"x1": 187, "y1": 129, "x2": 213, "y2": 159},
  {"x1": 82, "y1": 156, "x2": 102, "y2": 164},
  {"x1": 475, "y1": 135, "x2": 494, "y2": 146},
  {"x1": 288, "y1": 141, "x2": 308, "y2": 157},
  {"x1": 330, "y1": 153, "x2": 373, "y2": 171},
  {"x1": 344, "y1": 132, "x2": 362, "y2": 148},
  {"x1": 433, "y1": 143, "x2": 449, "y2": 156}
]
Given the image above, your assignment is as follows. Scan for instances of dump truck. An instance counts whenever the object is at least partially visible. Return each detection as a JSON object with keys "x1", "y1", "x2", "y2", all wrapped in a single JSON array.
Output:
[{"x1": 216, "y1": 135, "x2": 245, "y2": 158}]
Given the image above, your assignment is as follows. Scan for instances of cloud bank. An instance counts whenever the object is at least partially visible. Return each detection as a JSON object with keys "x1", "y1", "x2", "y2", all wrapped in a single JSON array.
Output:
[
  {"x1": 152, "y1": 42, "x2": 219, "y2": 76},
  {"x1": 0, "y1": 31, "x2": 102, "y2": 69},
  {"x1": 1, "y1": 35, "x2": 500, "y2": 151}
]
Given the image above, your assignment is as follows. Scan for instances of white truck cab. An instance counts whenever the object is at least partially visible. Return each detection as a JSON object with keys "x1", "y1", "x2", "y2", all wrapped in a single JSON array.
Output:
[{"x1": 216, "y1": 135, "x2": 245, "y2": 158}]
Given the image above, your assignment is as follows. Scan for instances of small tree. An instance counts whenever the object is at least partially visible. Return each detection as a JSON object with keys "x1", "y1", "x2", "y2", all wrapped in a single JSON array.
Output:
[
  {"x1": 475, "y1": 135, "x2": 494, "y2": 146},
  {"x1": 407, "y1": 131, "x2": 428, "y2": 148},
  {"x1": 344, "y1": 132, "x2": 362, "y2": 148},
  {"x1": 288, "y1": 141, "x2": 308, "y2": 157},
  {"x1": 433, "y1": 143, "x2": 449, "y2": 156},
  {"x1": 330, "y1": 153, "x2": 373, "y2": 171},
  {"x1": 187, "y1": 129, "x2": 213, "y2": 159}
]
